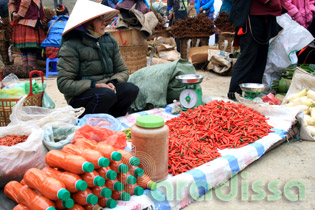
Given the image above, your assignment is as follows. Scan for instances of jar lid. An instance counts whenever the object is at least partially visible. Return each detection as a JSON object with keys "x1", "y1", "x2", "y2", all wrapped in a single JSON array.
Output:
[{"x1": 136, "y1": 115, "x2": 164, "y2": 128}]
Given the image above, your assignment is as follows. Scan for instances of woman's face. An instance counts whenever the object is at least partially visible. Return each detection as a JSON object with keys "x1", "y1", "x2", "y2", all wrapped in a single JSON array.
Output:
[{"x1": 88, "y1": 15, "x2": 106, "y2": 34}]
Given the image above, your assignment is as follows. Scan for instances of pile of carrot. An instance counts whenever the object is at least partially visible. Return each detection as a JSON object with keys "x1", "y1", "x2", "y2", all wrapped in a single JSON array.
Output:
[
  {"x1": 0, "y1": 135, "x2": 28, "y2": 146},
  {"x1": 166, "y1": 100, "x2": 273, "y2": 175}
]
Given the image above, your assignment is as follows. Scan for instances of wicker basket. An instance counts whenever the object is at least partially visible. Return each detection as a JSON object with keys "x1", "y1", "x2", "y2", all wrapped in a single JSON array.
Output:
[
  {"x1": 119, "y1": 44, "x2": 148, "y2": 74},
  {"x1": 180, "y1": 37, "x2": 209, "y2": 59},
  {"x1": 218, "y1": 32, "x2": 239, "y2": 53}
]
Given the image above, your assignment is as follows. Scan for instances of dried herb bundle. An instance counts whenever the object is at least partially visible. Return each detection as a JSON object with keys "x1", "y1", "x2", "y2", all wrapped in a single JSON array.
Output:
[
  {"x1": 170, "y1": 13, "x2": 216, "y2": 38},
  {"x1": 214, "y1": 12, "x2": 235, "y2": 32}
]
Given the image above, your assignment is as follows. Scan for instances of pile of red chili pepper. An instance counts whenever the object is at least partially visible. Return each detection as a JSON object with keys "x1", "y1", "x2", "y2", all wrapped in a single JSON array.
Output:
[
  {"x1": 166, "y1": 100, "x2": 273, "y2": 175},
  {"x1": 0, "y1": 135, "x2": 28, "y2": 146}
]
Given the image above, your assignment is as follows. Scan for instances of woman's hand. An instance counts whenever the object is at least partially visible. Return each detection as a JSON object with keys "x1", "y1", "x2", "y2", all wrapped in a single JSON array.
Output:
[
  {"x1": 95, "y1": 83, "x2": 116, "y2": 92},
  {"x1": 12, "y1": 12, "x2": 20, "y2": 21},
  {"x1": 199, "y1": 7, "x2": 203, "y2": 12}
]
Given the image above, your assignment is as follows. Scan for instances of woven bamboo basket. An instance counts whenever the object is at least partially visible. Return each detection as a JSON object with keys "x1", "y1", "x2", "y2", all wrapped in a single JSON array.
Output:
[
  {"x1": 218, "y1": 32, "x2": 239, "y2": 53},
  {"x1": 119, "y1": 44, "x2": 148, "y2": 74},
  {"x1": 180, "y1": 37, "x2": 209, "y2": 59}
]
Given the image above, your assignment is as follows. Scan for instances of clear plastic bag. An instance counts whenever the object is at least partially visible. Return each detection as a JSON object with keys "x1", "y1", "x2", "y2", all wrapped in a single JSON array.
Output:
[
  {"x1": 77, "y1": 113, "x2": 121, "y2": 131},
  {"x1": 0, "y1": 124, "x2": 47, "y2": 187},
  {"x1": 43, "y1": 122, "x2": 79, "y2": 151},
  {"x1": 9, "y1": 96, "x2": 84, "y2": 127}
]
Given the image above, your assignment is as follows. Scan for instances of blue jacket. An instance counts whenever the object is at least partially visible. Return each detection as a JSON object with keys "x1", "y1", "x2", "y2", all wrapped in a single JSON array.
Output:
[
  {"x1": 220, "y1": 0, "x2": 232, "y2": 13},
  {"x1": 101, "y1": 0, "x2": 118, "y2": 9},
  {"x1": 41, "y1": 15, "x2": 69, "y2": 48},
  {"x1": 195, "y1": 0, "x2": 215, "y2": 15}
]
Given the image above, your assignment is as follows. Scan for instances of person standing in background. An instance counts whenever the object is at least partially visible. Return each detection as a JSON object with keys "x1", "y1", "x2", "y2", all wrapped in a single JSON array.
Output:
[
  {"x1": 101, "y1": 0, "x2": 119, "y2": 9},
  {"x1": 227, "y1": 0, "x2": 283, "y2": 100},
  {"x1": 0, "y1": 0, "x2": 9, "y2": 18},
  {"x1": 195, "y1": 0, "x2": 215, "y2": 19},
  {"x1": 8, "y1": 0, "x2": 46, "y2": 67},
  {"x1": 167, "y1": 0, "x2": 188, "y2": 52},
  {"x1": 41, "y1": 4, "x2": 69, "y2": 59},
  {"x1": 280, "y1": 0, "x2": 315, "y2": 28},
  {"x1": 219, "y1": 0, "x2": 232, "y2": 13}
]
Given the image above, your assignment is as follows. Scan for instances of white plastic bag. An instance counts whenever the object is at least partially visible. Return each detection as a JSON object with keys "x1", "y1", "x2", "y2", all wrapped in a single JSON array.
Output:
[
  {"x1": 263, "y1": 13, "x2": 314, "y2": 91},
  {"x1": 9, "y1": 96, "x2": 85, "y2": 127},
  {"x1": 42, "y1": 122, "x2": 79, "y2": 151},
  {"x1": 0, "y1": 124, "x2": 47, "y2": 187}
]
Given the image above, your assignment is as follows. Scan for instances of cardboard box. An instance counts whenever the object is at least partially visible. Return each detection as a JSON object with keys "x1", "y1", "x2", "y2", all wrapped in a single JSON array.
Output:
[{"x1": 107, "y1": 28, "x2": 146, "y2": 46}]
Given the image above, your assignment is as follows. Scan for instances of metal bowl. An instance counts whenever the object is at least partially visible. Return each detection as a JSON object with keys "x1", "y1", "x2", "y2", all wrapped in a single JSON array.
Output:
[
  {"x1": 239, "y1": 83, "x2": 267, "y2": 92},
  {"x1": 176, "y1": 74, "x2": 204, "y2": 84}
]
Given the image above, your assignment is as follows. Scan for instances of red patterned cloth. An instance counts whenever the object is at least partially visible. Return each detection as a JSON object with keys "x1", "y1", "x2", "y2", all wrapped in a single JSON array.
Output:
[
  {"x1": 12, "y1": 24, "x2": 45, "y2": 48},
  {"x1": 45, "y1": 47, "x2": 59, "y2": 59}
]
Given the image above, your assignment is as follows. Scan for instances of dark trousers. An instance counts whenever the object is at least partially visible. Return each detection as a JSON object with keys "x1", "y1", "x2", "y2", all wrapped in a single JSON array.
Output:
[
  {"x1": 70, "y1": 82, "x2": 139, "y2": 118},
  {"x1": 228, "y1": 15, "x2": 278, "y2": 99}
]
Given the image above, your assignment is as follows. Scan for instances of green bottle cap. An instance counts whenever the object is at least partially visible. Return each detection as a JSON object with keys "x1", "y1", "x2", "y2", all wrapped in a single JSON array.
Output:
[
  {"x1": 136, "y1": 115, "x2": 164, "y2": 128},
  {"x1": 94, "y1": 176, "x2": 105, "y2": 187},
  {"x1": 46, "y1": 207, "x2": 56, "y2": 210},
  {"x1": 75, "y1": 180, "x2": 88, "y2": 191},
  {"x1": 134, "y1": 186, "x2": 144, "y2": 196},
  {"x1": 82, "y1": 162, "x2": 94, "y2": 173},
  {"x1": 100, "y1": 187, "x2": 112, "y2": 198},
  {"x1": 129, "y1": 157, "x2": 140, "y2": 166},
  {"x1": 57, "y1": 188, "x2": 71, "y2": 201},
  {"x1": 148, "y1": 181, "x2": 157, "y2": 190},
  {"x1": 61, "y1": 198, "x2": 74, "y2": 208},
  {"x1": 86, "y1": 194, "x2": 98, "y2": 205},
  {"x1": 113, "y1": 181, "x2": 124, "y2": 191},
  {"x1": 120, "y1": 192, "x2": 131, "y2": 201},
  {"x1": 126, "y1": 175, "x2": 137, "y2": 185},
  {"x1": 118, "y1": 163, "x2": 129, "y2": 173},
  {"x1": 134, "y1": 168, "x2": 144, "y2": 177},
  {"x1": 98, "y1": 157, "x2": 110, "y2": 167},
  {"x1": 111, "y1": 151, "x2": 122, "y2": 161},
  {"x1": 106, "y1": 170, "x2": 117, "y2": 180},
  {"x1": 106, "y1": 198, "x2": 117, "y2": 209}
]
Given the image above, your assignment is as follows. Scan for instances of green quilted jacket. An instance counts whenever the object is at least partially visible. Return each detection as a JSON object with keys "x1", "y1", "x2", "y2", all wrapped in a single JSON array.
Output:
[{"x1": 57, "y1": 30, "x2": 129, "y2": 103}]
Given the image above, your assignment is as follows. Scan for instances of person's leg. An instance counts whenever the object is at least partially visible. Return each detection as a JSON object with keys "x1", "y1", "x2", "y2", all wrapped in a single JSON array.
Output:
[
  {"x1": 69, "y1": 88, "x2": 117, "y2": 116},
  {"x1": 227, "y1": 31, "x2": 260, "y2": 99},
  {"x1": 19, "y1": 48, "x2": 28, "y2": 66},
  {"x1": 27, "y1": 48, "x2": 37, "y2": 67},
  {"x1": 108, "y1": 82, "x2": 139, "y2": 117}
]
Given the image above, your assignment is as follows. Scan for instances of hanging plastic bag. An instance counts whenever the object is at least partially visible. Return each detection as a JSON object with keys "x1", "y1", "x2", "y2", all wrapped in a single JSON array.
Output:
[
  {"x1": 9, "y1": 95, "x2": 85, "y2": 127},
  {"x1": 0, "y1": 124, "x2": 47, "y2": 187},
  {"x1": 77, "y1": 114, "x2": 122, "y2": 131},
  {"x1": 263, "y1": 13, "x2": 314, "y2": 91},
  {"x1": 42, "y1": 91, "x2": 56, "y2": 109},
  {"x1": 43, "y1": 122, "x2": 79, "y2": 151},
  {"x1": 73, "y1": 125, "x2": 127, "y2": 150}
]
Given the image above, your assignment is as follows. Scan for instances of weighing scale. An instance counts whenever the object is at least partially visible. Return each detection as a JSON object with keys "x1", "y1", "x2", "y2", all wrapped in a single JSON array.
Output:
[
  {"x1": 239, "y1": 83, "x2": 267, "y2": 100},
  {"x1": 175, "y1": 74, "x2": 204, "y2": 110}
]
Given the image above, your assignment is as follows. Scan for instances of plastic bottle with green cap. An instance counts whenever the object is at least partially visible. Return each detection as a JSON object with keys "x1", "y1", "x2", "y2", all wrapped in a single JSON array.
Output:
[
  {"x1": 112, "y1": 191, "x2": 131, "y2": 201},
  {"x1": 118, "y1": 149, "x2": 140, "y2": 166},
  {"x1": 81, "y1": 171, "x2": 105, "y2": 188},
  {"x1": 131, "y1": 115, "x2": 169, "y2": 182},
  {"x1": 45, "y1": 150, "x2": 95, "y2": 174},
  {"x1": 110, "y1": 161, "x2": 129, "y2": 174},
  {"x1": 55, "y1": 198, "x2": 74, "y2": 209},
  {"x1": 137, "y1": 174, "x2": 157, "y2": 190},
  {"x1": 72, "y1": 188, "x2": 98, "y2": 206},
  {"x1": 125, "y1": 184, "x2": 144, "y2": 196},
  {"x1": 97, "y1": 167, "x2": 117, "y2": 180},
  {"x1": 105, "y1": 179, "x2": 124, "y2": 192},
  {"x1": 91, "y1": 186, "x2": 112, "y2": 198},
  {"x1": 129, "y1": 166, "x2": 144, "y2": 177},
  {"x1": 42, "y1": 167, "x2": 88, "y2": 193},
  {"x1": 117, "y1": 172, "x2": 137, "y2": 185},
  {"x1": 4, "y1": 181, "x2": 56, "y2": 210},
  {"x1": 98, "y1": 197, "x2": 117, "y2": 209},
  {"x1": 23, "y1": 168, "x2": 71, "y2": 201},
  {"x1": 62, "y1": 144, "x2": 109, "y2": 169}
]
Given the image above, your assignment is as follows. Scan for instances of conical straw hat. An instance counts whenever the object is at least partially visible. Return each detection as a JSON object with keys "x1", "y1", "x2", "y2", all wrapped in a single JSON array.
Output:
[{"x1": 62, "y1": 0, "x2": 119, "y2": 36}]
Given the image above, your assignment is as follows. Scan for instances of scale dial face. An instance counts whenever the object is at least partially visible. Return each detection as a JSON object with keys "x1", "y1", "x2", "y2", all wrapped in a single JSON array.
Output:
[{"x1": 180, "y1": 89, "x2": 198, "y2": 109}]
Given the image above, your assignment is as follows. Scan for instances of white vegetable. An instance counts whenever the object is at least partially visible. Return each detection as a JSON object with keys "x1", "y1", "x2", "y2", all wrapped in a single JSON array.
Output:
[
  {"x1": 304, "y1": 115, "x2": 315, "y2": 125},
  {"x1": 311, "y1": 108, "x2": 315, "y2": 120},
  {"x1": 306, "y1": 126, "x2": 315, "y2": 136},
  {"x1": 287, "y1": 89, "x2": 308, "y2": 103},
  {"x1": 290, "y1": 96, "x2": 307, "y2": 106},
  {"x1": 307, "y1": 89, "x2": 315, "y2": 101},
  {"x1": 301, "y1": 97, "x2": 315, "y2": 107}
]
